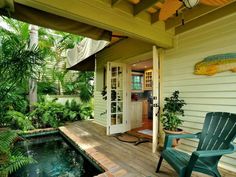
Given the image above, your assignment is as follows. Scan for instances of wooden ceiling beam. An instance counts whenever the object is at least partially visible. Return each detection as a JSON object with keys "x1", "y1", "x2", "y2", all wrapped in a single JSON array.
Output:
[
  {"x1": 111, "y1": 0, "x2": 122, "y2": 6},
  {"x1": 151, "y1": 11, "x2": 160, "y2": 24},
  {"x1": 133, "y1": 0, "x2": 159, "y2": 16},
  {"x1": 175, "y1": 1, "x2": 236, "y2": 34},
  {"x1": 15, "y1": 0, "x2": 173, "y2": 48},
  {"x1": 165, "y1": 5, "x2": 217, "y2": 30}
]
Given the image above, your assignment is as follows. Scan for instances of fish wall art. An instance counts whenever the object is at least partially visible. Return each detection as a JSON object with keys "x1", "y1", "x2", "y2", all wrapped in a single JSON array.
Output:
[{"x1": 194, "y1": 53, "x2": 236, "y2": 76}]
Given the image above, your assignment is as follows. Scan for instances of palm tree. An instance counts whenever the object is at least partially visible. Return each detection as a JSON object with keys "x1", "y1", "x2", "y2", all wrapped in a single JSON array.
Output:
[{"x1": 0, "y1": 17, "x2": 44, "y2": 122}]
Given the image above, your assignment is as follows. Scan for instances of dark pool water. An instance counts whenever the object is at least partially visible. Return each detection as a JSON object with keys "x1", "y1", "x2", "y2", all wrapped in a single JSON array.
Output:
[{"x1": 10, "y1": 134, "x2": 102, "y2": 177}]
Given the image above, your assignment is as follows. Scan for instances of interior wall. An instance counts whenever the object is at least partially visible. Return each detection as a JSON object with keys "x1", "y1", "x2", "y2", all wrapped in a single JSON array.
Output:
[
  {"x1": 163, "y1": 13, "x2": 236, "y2": 171},
  {"x1": 94, "y1": 38, "x2": 152, "y2": 127}
]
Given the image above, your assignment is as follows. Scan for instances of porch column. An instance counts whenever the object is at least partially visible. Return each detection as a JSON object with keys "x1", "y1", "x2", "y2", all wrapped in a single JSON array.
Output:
[{"x1": 152, "y1": 46, "x2": 163, "y2": 153}]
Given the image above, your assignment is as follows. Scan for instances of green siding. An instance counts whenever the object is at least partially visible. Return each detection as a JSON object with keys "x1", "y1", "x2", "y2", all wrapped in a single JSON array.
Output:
[{"x1": 163, "y1": 13, "x2": 236, "y2": 172}]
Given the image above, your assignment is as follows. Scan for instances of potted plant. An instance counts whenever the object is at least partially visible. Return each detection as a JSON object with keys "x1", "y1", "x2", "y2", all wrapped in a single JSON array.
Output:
[{"x1": 161, "y1": 90, "x2": 186, "y2": 136}]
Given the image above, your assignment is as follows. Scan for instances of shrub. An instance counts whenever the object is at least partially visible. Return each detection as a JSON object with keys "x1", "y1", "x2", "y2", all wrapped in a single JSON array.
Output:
[
  {"x1": 29, "y1": 101, "x2": 64, "y2": 128},
  {"x1": 5, "y1": 111, "x2": 34, "y2": 131},
  {"x1": 64, "y1": 99, "x2": 81, "y2": 121},
  {"x1": 29, "y1": 99, "x2": 85, "y2": 128}
]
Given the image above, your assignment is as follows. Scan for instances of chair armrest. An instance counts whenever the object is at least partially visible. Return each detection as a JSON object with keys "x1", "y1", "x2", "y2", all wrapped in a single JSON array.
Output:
[
  {"x1": 193, "y1": 143, "x2": 236, "y2": 157},
  {"x1": 164, "y1": 132, "x2": 201, "y2": 149}
]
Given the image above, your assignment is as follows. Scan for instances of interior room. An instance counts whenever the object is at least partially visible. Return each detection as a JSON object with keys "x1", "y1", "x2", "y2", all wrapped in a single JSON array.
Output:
[{"x1": 129, "y1": 59, "x2": 153, "y2": 138}]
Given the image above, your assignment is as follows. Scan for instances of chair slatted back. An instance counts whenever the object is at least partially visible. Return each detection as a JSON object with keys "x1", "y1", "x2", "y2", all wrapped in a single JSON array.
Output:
[{"x1": 197, "y1": 112, "x2": 236, "y2": 151}]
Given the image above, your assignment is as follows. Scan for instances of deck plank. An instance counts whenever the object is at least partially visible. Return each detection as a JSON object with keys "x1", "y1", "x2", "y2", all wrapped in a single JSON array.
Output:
[{"x1": 59, "y1": 121, "x2": 236, "y2": 177}]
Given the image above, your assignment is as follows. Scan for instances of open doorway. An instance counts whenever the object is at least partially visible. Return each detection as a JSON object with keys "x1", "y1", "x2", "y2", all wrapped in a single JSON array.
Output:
[{"x1": 129, "y1": 59, "x2": 153, "y2": 139}]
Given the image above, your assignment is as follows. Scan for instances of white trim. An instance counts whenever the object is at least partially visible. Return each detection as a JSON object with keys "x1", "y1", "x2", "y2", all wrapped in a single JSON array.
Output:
[{"x1": 152, "y1": 46, "x2": 160, "y2": 153}]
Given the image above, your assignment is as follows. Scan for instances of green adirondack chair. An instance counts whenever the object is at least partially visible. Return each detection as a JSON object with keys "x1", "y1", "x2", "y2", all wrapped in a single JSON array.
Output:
[{"x1": 156, "y1": 112, "x2": 236, "y2": 177}]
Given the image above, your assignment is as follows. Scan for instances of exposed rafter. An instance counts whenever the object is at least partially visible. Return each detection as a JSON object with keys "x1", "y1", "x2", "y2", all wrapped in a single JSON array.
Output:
[
  {"x1": 151, "y1": 11, "x2": 160, "y2": 24},
  {"x1": 133, "y1": 0, "x2": 159, "y2": 16},
  {"x1": 165, "y1": 5, "x2": 216, "y2": 30},
  {"x1": 111, "y1": 0, "x2": 122, "y2": 6},
  {"x1": 175, "y1": 1, "x2": 236, "y2": 34}
]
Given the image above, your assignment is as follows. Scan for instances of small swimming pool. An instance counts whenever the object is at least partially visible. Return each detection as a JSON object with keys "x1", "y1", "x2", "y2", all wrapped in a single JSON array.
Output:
[{"x1": 10, "y1": 132, "x2": 103, "y2": 177}]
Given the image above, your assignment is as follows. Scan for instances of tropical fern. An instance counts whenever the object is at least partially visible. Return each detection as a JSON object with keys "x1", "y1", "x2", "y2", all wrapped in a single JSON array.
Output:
[
  {"x1": 0, "y1": 131, "x2": 17, "y2": 155},
  {"x1": 0, "y1": 131, "x2": 36, "y2": 176},
  {"x1": 0, "y1": 152, "x2": 36, "y2": 176},
  {"x1": 4, "y1": 111, "x2": 34, "y2": 131}
]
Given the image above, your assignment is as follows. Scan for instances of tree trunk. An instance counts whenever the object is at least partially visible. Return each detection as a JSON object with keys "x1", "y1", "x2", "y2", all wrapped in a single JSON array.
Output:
[{"x1": 29, "y1": 25, "x2": 38, "y2": 111}]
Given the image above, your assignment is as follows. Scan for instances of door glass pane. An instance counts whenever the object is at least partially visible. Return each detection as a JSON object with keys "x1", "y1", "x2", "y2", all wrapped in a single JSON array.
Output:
[
  {"x1": 111, "y1": 114, "x2": 116, "y2": 125},
  {"x1": 112, "y1": 67, "x2": 117, "y2": 77},
  {"x1": 111, "y1": 78, "x2": 116, "y2": 89},
  {"x1": 117, "y1": 114, "x2": 123, "y2": 124},
  {"x1": 117, "y1": 67, "x2": 123, "y2": 89},
  {"x1": 111, "y1": 102, "x2": 116, "y2": 113},
  {"x1": 111, "y1": 90, "x2": 116, "y2": 101},
  {"x1": 117, "y1": 102, "x2": 123, "y2": 113},
  {"x1": 116, "y1": 91, "x2": 123, "y2": 101}
]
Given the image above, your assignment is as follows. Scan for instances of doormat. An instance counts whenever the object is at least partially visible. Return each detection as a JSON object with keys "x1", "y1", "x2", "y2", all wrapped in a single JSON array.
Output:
[
  {"x1": 114, "y1": 132, "x2": 151, "y2": 146},
  {"x1": 115, "y1": 133, "x2": 139, "y2": 143},
  {"x1": 137, "y1": 129, "x2": 153, "y2": 136}
]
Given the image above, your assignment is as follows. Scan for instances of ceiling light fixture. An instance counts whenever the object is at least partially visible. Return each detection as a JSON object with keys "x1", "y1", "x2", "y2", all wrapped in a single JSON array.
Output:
[{"x1": 182, "y1": 0, "x2": 199, "y2": 8}]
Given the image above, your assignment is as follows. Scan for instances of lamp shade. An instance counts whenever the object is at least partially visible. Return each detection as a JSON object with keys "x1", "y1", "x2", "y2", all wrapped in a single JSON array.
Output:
[{"x1": 183, "y1": 0, "x2": 199, "y2": 8}]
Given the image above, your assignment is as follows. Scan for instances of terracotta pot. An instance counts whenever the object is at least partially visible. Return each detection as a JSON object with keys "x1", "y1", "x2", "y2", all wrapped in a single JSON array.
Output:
[
  {"x1": 163, "y1": 128, "x2": 183, "y2": 135},
  {"x1": 163, "y1": 128, "x2": 183, "y2": 147}
]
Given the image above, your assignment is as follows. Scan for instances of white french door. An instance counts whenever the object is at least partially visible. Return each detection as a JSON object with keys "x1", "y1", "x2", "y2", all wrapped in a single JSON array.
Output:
[{"x1": 106, "y1": 62, "x2": 128, "y2": 135}]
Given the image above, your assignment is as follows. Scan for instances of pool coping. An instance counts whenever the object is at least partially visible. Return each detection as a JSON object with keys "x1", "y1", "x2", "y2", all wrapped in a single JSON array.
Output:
[
  {"x1": 20, "y1": 127, "x2": 58, "y2": 137},
  {"x1": 59, "y1": 126, "x2": 128, "y2": 177}
]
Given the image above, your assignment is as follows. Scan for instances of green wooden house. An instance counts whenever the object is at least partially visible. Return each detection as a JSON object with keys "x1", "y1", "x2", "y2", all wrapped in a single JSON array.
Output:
[{"x1": 1, "y1": 0, "x2": 235, "y2": 173}]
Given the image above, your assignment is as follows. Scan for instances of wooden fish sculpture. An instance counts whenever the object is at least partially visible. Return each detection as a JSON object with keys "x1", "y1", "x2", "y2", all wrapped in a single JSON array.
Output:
[{"x1": 194, "y1": 53, "x2": 236, "y2": 75}]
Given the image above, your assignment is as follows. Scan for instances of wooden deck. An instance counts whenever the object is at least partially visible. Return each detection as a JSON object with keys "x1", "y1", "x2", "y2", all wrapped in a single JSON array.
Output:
[{"x1": 59, "y1": 120, "x2": 235, "y2": 177}]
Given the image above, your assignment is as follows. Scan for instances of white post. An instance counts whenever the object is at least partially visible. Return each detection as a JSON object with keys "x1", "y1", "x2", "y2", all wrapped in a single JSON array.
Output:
[
  {"x1": 152, "y1": 46, "x2": 161, "y2": 153},
  {"x1": 29, "y1": 25, "x2": 39, "y2": 111}
]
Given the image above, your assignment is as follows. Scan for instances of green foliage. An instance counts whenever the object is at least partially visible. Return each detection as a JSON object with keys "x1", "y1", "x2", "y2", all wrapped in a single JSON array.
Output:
[
  {"x1": 0, "y1": 35, "x2": 44, "y2": 101},
  {"x1": 75, "y1": 72, "x2": 94, "y2": 103},
  {"x1": 5, "y1": 111, "x2": 34, "y2": 131},
  {"x1": 29, "y1": 99, "x2": 90, "y2": 128},
  {"x1": 0, "y1": 17, "x2": 44, "y2": 123},
  {"x1": 79, "y1": 103, "x2": 94, "y2": 120},
  {"x1": 29, "y1": 101, "x2": 65, "y2": 128},
  {"x1": 0, "y1": 87, "x2": 29, "y2": 127},
  {"x1": 0, "y1": 131, "x2": 36, "y2": 176},
  {"x1": 63, "y1": 82, "x2": 78, "y2": 95},
  {"x1": 161, "y1": 91, "x2": 186, "y2": 131},
  {"x1": 65, "y1": 99, "x2": 93, "y2": 120},
  {"x1": 64, "y1": 100, "x2": 81, "y2": 121},
  {"x1": 37, "y1": 81, "x2": 57, "y2": 95}
]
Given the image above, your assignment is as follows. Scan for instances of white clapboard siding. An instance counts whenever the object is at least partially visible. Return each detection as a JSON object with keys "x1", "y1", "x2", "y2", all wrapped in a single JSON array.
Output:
[
  {"x1": 163, "y1": 13, "x2": 236, "y2": 172},
  {"x1": 94, "y1": 91, "x2": 107, "y2": 126}
]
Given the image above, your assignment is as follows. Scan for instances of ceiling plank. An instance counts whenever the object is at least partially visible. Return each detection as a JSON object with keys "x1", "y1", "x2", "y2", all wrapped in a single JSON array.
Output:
[
  {"x1": 165, "y1": 5, "x2": 217, "y2": 30},
  {"x1": 15, "y1": 0, "x2": 173, "y2": 48},
  {"x1": 111, "y1": 0, "x2": 122, "y2": 6},
  {"x1": 133, "y1": 0, "x2": 159, "y2": 16},
  {"x1": 175, "y1": 1, "x2": 236, "y2": 34}
]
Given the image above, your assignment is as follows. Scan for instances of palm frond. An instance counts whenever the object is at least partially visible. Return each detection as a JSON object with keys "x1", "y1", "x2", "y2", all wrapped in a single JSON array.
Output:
[
  {"x1": 0, "y1": 153, "x2": 36, "y2": 175},
  {"x1": 0, "y1": 131, "x2": 17, "y2": 154}
]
